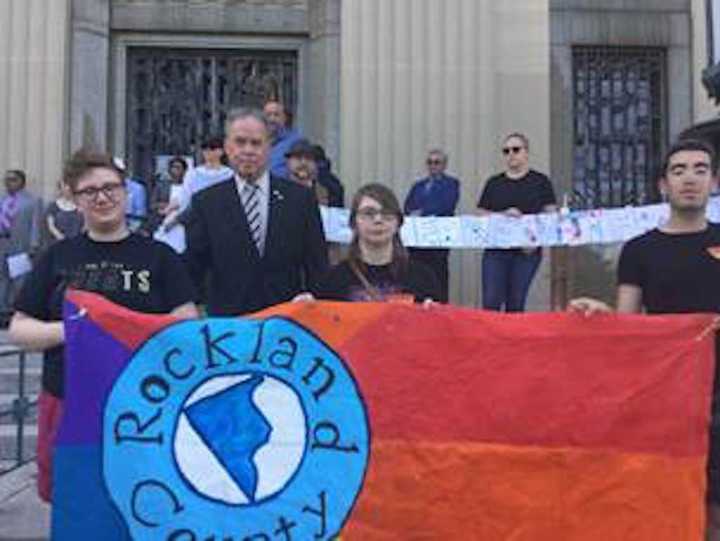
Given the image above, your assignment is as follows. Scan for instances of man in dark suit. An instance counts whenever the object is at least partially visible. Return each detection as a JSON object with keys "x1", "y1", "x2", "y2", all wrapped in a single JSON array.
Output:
[{"x1": 186, "y1": 108, "x2": 328, "y2": 315}]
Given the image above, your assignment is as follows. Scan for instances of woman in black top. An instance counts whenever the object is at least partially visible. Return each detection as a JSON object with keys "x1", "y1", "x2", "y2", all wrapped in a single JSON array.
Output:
[
  {"x1": 313, "y1": 183, "x2": 439, "y2": 303},
  {"x1": 477, "y1": 133, "x2": 557, "y2": 312}
]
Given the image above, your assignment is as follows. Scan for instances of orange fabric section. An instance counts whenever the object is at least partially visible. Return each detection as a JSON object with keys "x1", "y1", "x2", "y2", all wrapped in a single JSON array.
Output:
[
  {"x1": 67, "y1": 292, "x2": 388, "y2": 352},
  {"x1": 252, "y1": 301, "x2": 390, "y2": 348},
  {"x1": 343, "y1": 441, "x2": 705, "y2": 540}
]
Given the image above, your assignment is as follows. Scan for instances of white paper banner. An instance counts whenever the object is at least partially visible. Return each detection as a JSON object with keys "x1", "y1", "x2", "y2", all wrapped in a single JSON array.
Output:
[{"x1": 319, "y1": 198, "x2": 720, "y2": 249}]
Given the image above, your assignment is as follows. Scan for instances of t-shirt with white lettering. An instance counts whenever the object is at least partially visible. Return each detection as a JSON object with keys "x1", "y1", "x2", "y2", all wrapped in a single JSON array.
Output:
[{"x1": 14, "y1": 232, "x2": 196, "y2": 398}]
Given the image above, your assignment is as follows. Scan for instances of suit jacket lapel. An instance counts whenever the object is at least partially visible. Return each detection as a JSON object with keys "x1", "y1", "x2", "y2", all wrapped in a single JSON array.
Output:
[{"x1": 263, "y1": 176, "x2": 285, "y2": 259}]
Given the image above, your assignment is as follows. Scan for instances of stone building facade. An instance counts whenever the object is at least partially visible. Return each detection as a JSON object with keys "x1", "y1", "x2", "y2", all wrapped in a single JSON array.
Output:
[
  {"x1": 550, "y1": 0, "x2": 716, "y2": 305},
  {"x1": 0, "y1": 0, "x2": 716, "y2": 308}
]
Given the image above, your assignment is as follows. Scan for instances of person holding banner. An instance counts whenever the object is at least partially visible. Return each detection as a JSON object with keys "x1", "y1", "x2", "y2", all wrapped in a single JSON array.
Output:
[
  {"x1": 478, "y1": 133, "x2": 557, "y2": 311},
  {"x1": 569, "y1": 138, "x2": 720, "y2": 539},
  {"x1": 7, "y1": 149, "x2": 198, "y2": 503},
  {"x1": 312, "y1": 183, "x2": 439, "y2": 303},
  {"x1": 186, "y1": 108, "x2": 328, "y2": 315}
]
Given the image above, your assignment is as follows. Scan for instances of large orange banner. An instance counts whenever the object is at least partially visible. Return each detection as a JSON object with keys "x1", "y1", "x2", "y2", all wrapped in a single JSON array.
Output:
[{"x1": 52, "y1": 291, "x2": 715, "y2": 540}]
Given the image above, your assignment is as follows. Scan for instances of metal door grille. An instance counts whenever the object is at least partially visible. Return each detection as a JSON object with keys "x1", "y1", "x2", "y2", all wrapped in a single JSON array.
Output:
[
  {"x1": 572, "y1": 46, "x2": 667, "y2": 209},
  {"x1": 126, "y1": 47, "x2": 298, "y2": 180}
]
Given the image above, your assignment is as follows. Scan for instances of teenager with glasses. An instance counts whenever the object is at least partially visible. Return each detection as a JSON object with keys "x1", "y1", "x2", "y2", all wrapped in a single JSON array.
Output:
[
  {"x1": 403, "y1": 149, "x2": 460, "y2": 303},
  {"x1": 310, "y1": 183, "x2": 439, "y2": 303},
  {"x1": 477, "y1": 132, "x2": 557, "y2": 312},
  {"x1": 8, "y1": 149, "x2": 198, "y2": 502}
]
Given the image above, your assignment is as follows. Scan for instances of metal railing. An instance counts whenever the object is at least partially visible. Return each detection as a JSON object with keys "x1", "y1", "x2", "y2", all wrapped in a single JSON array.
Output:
[{"x1": 0, "y1": 344, "x2": 36, "y2": 475}]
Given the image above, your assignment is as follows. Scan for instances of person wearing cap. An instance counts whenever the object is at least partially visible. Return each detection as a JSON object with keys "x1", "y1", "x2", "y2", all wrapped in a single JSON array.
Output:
[
  {"x1": 313, "y1": 144, "x2": 345, "y2": 208},
  {"x1": 285, "y1": 139, "x2": 330, "y2": 205},
  {"x1": 263, "y1": 100, "x2": 302, "y2": 180}
]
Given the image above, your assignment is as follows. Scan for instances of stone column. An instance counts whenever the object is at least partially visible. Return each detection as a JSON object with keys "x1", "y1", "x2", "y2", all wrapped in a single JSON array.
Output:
[
  {"x1": 306, "y1": 0, "x2": 341, "y2": 166},
  {"x1": 70, "y1": 0, "x2": 111, "y2": 152}
]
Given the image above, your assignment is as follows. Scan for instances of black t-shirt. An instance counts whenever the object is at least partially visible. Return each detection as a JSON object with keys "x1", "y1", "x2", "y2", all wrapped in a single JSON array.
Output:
[
  {"x1": 14, "y1": 233, "x2": 196, "y2": 397},
  {"x1": 315, "y1": 260, "x2": 440, "y2": 303},
  {"x1": 477, "y1": 169, "x2": 556, "y2": 215},
  {"x1": 617, "y1": 224, "x2": 720, "y2": 314}
]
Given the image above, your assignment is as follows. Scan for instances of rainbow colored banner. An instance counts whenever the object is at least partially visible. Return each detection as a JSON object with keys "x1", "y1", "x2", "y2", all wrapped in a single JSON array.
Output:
[{"x1": 52, "y1": 291, "x2": 715, "y2": 540}]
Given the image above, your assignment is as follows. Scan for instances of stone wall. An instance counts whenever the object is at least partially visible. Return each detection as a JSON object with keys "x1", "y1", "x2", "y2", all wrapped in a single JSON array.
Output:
[
  {"x1": 68, "y1": 0, "x2": 340, "y2": 165},
  {"x1": 550, "y1": 0, "x2": 693, "y2": 306},
  {"x1": 110, "y1": 0, "x2": 309, "y2": 34},
  {"x1": 0, "y1": 0, "x2": 71, "y2": 201}
]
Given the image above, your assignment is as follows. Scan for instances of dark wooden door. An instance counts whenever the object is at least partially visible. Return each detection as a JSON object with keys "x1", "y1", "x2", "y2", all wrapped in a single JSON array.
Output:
[{"x1": 126, "y1": 47, "x2": 298, "y2": 181}]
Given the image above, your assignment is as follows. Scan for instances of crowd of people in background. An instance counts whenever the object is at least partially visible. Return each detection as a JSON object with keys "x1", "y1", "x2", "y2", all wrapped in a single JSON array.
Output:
[{"x1": 0, "y1": 99, "x2": 565, "y2": 323}]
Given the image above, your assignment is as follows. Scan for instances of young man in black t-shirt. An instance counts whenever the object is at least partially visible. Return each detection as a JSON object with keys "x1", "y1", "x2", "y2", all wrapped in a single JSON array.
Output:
[
  {"x1": 8, "y1": 150, "x2": 198, "y2": 503},
  {"x1": 571, "y1": 139, "x2": 720, "y2": 538}
]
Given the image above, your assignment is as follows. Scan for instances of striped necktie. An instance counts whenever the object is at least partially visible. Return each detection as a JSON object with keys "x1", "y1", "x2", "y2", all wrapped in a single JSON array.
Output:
[{"x1": 242, "y1": 183, "x2": 262, "y2": 253}]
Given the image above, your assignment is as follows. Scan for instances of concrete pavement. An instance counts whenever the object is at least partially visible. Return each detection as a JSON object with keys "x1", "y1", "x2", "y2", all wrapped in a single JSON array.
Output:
[
  {"x1": 0, "y1": 462, "x2": 49, "y2": 540},
  {"x1": 0, "y1": 330, "x2": 47, "y2": 540}
]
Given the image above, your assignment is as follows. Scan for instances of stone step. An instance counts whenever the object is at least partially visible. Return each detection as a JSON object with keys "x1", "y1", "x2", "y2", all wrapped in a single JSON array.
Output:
[
  {"x1": 0, "y1": 352, "x2": 43, "y2": 370},
  {"x1": 0, "y1": 371, "x2": 42, "y2": 396},
  {"x1": 0, "y1": 424, "x2": 37, "y2": 464},
  {"x1": 0, "y1": 461, "x2": 50, "y2": 540}
]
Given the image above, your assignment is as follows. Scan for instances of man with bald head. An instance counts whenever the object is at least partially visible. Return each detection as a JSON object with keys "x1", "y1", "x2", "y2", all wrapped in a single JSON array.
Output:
[
  {"x1": 263, "y1": 99, "x2": 302, "y2": 180},
  {"x1": 186, "y1": 107, "x2": 328, "y2": 315}
]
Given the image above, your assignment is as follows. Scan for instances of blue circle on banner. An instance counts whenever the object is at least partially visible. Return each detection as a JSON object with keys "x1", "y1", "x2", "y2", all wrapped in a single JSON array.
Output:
[{"x1": 103, "y1": 317, "x2": 370, "y2": 540}]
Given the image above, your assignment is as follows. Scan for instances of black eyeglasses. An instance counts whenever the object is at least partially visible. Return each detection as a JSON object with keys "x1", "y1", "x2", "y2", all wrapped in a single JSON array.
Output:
[
  {"x1": 427, "y1": 159, "x2": 444, "y2": 165},
  {"x1": 356, "y1": 208, "x2": 397, "y2": 221},
  {"x1": 73, "y1": 182, "x2": 125, "y2": 202},
  {"x1": 502, "y1": 146, "x2": 524, "y2": 155}
]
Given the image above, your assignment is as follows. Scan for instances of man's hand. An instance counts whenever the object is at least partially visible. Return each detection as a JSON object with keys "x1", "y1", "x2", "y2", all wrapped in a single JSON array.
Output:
[
  {"x1": 503, "y1": 207, "x2": 522, "y2": 218},
  {"x1": 292, "y1": 292, "x2": 315, "y2": 303},
  {"x1": 567, "y1": 297, "x2": 613, "y2": 316}
]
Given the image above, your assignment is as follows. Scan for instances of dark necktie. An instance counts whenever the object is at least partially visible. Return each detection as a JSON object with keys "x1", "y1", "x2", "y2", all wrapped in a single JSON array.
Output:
[{"x1": 242, "y1": 184, "x2": 262, "y2": 252}]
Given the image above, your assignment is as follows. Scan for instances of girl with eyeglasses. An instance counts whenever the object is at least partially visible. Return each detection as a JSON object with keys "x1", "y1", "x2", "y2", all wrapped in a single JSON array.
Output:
[
  {"x1": 303, "y1": 183, "x2": 439, "y2": 303},
  {"x1": 477, "y1": 132, "x2": 557, "y2": 312}
]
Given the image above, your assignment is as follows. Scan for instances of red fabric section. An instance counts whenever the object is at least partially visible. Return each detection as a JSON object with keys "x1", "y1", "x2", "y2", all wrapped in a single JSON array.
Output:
[
  {"x1": 37, "y1": 391, "x2": 63, "y2": 503},
  {"x1": 339, "y1": 304, "x2": 716, "y2": 457},
  {"x1": 67, "y1": 290, "x2": 176, "y2": 351},
  {"x1": 69, "y1": 291, "x2": 716, "y2": 457}
]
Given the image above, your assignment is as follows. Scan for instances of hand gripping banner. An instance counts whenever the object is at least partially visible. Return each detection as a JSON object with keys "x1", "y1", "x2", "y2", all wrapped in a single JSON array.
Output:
[{"x1": 53, "y1": 291, "x2": 716, "y2": 540}]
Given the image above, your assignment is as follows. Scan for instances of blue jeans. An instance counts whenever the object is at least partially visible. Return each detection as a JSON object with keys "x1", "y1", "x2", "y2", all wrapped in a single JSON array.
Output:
[{"x1": 481, "y1": 249, "x2": 542, "y2": 312}]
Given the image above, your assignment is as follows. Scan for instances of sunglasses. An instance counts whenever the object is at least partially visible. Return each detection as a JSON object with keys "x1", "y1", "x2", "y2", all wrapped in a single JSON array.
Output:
[{"x1": 502, "y1": 146, "x2": 524, "y2": 155}]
